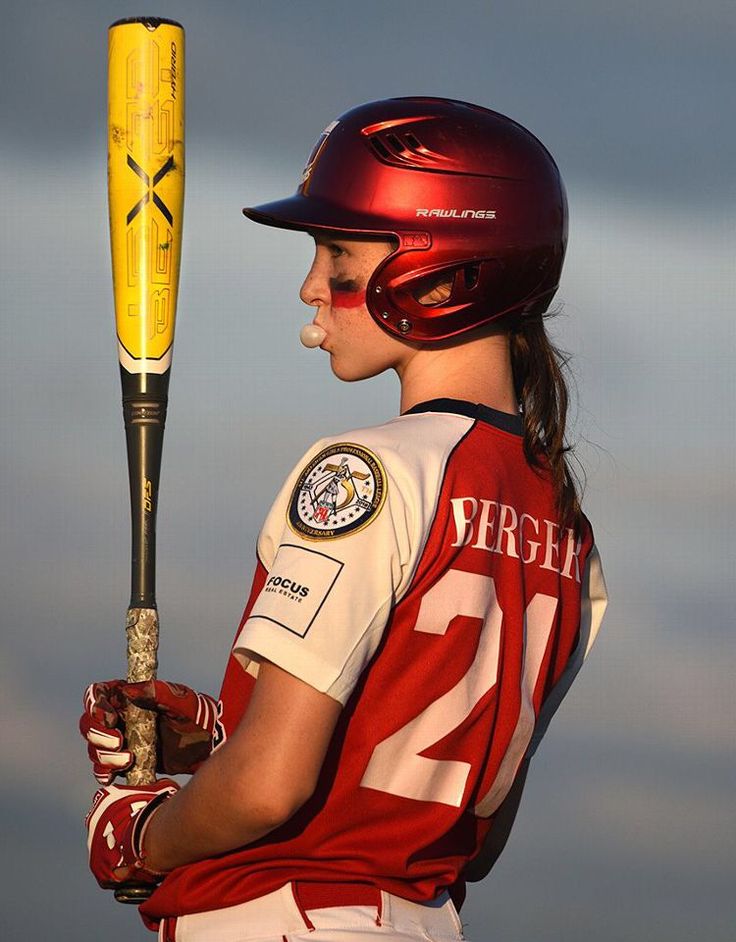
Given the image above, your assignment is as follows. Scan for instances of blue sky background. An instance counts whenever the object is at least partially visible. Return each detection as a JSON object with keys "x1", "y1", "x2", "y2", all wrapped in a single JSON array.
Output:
[{"x1": 1, "y1": 1, "x2": 734, "y2": 939}]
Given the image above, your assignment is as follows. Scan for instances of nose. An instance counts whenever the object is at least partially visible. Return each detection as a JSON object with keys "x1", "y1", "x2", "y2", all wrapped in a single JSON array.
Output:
[{"x1": 299, "y1": 253, "x2": 330, "y2": 310}]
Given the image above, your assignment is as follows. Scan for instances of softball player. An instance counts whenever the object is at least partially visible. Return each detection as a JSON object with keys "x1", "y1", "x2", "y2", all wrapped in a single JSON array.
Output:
[{"x1": 81, "y1": 97, "x2": 608, "y2": 941}]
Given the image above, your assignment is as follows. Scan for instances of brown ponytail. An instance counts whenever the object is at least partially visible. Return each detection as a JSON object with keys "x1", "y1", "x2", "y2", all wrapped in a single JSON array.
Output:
[{"x1": 508, "y1": 310, "x2": 584, "y2": 534}]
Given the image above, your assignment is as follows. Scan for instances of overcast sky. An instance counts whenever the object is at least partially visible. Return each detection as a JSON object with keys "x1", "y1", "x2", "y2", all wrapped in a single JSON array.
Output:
[{"x1": 1, "y1": 2, "x2": 734, "y2": 940}]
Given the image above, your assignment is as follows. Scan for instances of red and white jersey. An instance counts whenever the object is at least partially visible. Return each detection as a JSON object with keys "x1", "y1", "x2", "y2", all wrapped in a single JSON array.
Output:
[{"x1": 141, "y1": 399, "x2": 607, "y2": 923}]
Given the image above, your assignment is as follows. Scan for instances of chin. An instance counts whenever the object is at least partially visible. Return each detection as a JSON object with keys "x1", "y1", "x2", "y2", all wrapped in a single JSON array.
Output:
[{"x1": 329, "y1": 355, "x2": 387, "y2": 383}]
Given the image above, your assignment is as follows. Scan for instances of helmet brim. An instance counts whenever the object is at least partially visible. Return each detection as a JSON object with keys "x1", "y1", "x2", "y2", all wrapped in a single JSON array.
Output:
[{"x1": 243, "y1": 195, "x2": 396, "y2": 238}]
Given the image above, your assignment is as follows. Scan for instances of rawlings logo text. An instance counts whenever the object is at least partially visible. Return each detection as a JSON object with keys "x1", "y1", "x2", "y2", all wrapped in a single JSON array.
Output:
[{"x1": 416, "y1": 208, "x2": 497, "y2": 219}]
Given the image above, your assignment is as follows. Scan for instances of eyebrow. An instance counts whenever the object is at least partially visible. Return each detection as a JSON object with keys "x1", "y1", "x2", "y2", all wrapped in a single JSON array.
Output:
[{"x1": 311, "y1": 231, "x2": 347, "y2": 246}]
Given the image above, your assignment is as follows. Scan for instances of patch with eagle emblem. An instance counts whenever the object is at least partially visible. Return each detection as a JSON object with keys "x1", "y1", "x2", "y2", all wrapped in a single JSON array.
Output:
[{"x1": 288, "y1": 442, "x2": 387, "y2": 540}]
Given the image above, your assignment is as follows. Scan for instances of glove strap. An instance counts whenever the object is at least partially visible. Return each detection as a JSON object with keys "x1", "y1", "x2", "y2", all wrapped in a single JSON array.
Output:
[{"x1": 128, "y1": 787, "x2": 176, "y2": 877}]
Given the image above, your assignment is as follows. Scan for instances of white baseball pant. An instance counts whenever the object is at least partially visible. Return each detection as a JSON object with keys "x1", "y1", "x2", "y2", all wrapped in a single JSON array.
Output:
[{"x1": 156, "y1": 881, "x2": 467, "y2": 941}]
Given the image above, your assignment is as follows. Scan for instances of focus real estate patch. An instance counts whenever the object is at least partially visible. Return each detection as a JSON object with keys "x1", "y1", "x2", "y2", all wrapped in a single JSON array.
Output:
[{"x1": 249, "y1": 544, "x2": 344, "y2": 637}]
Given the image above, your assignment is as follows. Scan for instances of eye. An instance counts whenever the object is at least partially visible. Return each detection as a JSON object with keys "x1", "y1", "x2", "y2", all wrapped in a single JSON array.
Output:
[{"x1": 328, "y1": 242, "x2": 348, "y2": 258}]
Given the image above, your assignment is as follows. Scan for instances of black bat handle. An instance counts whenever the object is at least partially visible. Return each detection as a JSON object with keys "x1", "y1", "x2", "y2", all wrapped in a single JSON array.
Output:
[{"x1": 122, "y1": 369, "x2": 170, "y2": 608}]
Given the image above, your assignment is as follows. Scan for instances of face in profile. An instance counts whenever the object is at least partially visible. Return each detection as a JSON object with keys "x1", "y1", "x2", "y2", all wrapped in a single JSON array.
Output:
[{"x1": 299, "y1": 232, "x2": 410, "y2": 382}]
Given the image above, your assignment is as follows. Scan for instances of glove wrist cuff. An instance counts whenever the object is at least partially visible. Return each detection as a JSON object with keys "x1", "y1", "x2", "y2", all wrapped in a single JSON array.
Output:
[{"x1": 127, "y1": 788, "x2": 175, "y2": 878}]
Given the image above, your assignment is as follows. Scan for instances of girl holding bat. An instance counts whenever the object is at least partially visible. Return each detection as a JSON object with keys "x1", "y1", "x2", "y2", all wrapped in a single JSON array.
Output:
[{"x1": 82, "y1": 97, "x2": 607, "y2": 941}]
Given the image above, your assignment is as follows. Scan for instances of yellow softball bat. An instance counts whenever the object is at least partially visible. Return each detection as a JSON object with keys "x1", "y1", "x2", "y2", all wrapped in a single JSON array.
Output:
[{"x1": 108, "y1": 17, "x2": 184, "y2": 374}]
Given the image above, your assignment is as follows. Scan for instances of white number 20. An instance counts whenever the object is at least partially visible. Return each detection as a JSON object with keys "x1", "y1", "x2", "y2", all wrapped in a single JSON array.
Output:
[{"x1": 360, "y1": 569, "x2": 557, "y2": 815}]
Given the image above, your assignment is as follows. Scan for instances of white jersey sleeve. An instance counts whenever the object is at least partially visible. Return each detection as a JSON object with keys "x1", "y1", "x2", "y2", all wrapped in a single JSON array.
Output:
[{"x1": 233, "y1": 415, "x2": 472, "y2": 704}]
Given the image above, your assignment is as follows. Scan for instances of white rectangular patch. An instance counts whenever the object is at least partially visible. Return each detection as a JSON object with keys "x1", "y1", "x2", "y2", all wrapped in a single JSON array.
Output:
[{"x1": 248, "y1": 543, "x2": 344, "y2": 638}]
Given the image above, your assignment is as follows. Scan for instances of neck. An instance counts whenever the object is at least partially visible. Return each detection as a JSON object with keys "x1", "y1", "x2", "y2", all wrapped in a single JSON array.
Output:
[{"x1": 396, "y1": 329, "x2": 518, "y2": 416}]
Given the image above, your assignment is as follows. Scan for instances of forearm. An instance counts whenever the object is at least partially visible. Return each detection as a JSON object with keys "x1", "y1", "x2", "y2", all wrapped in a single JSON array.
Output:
[
  {"x1": 142, "y1": 661, "x2": 341, "y2": 874},
  {"x1": 143, "y1": 743, "x2": 283, "y2": 872}
]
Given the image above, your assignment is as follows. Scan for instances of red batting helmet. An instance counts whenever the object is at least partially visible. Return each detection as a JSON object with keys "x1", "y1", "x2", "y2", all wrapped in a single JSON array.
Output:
[{"x1": 243, "y1": 97, "x2": 568, "y2": 342}]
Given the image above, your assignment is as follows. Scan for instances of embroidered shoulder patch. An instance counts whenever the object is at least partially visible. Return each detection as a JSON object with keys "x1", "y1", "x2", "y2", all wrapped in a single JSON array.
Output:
[{"x1": 288, "y1": 442, "x2": 387, "y2": 541}]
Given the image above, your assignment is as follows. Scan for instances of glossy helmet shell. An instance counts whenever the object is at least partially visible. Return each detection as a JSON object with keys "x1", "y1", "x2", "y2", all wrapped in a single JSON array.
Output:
[{"x1": 243, "y1": 97, "x2": 567, "y2": 342}]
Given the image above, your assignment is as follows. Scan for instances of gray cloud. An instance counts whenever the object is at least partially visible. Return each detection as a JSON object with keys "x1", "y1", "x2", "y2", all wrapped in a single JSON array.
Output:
[{"x1": 1, "y1": 0, "x2": 733, "y2": 205}]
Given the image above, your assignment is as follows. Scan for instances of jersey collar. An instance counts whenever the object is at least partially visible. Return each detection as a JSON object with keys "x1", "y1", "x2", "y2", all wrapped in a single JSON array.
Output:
[{"x1": 401, "y1": 398, "x2": 523, "y2": 437}]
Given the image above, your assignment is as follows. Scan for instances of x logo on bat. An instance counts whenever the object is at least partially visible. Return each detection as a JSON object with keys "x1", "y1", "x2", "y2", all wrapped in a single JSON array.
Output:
[{"x1": 126, "y1": 155, "x2": 175, "y2": 226}]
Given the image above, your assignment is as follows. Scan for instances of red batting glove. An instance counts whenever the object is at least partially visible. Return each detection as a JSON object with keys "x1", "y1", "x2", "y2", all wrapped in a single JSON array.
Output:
[
  {"x1": 80, "y1": 680, "x2": 222, "y2": 783},
  {"x1": 80, "y1": 681, "x2": 134, "y2": 785},
  {"x1": 85, "y1": 779, "x2": 179, "y2": 889},
  {"x1": 122, "y1": 680, "x2": 221, "y2": 775}
]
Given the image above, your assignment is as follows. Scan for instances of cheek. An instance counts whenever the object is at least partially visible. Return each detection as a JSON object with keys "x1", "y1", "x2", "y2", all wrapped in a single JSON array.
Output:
[{"x1": 330, "y1": 286, "x2": 367, "y2": 309}]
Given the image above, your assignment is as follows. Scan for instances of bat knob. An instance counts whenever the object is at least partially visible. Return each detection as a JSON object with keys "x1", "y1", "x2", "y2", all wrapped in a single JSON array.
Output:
[
  {"x1": 114, "y1": 884, "x2": 155, "y2": 904},
  {"x1": 300, "y1": 324, "x2": 327, "y2": 348}
]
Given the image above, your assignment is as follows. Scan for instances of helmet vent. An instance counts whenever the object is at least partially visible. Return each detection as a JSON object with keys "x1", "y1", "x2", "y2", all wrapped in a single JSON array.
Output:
[
  {"x1": 366, "y1": 126, "x2": 454, "y2": 171},
  {"x1": 369, "y1": 137, "x2": 392, "y2": 160},
  {"x1": 464, "y1": 263, "x2": 481, "y2": 290}
]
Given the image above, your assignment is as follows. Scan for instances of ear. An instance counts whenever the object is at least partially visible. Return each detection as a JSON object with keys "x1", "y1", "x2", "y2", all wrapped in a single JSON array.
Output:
[{"x1": 413, "y1": 272, "x2": 454, "y2": 305}]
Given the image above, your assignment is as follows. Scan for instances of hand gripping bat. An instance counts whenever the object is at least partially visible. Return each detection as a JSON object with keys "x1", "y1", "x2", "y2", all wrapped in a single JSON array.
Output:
[{"x1": 107, "y1": 16, "x2": 184, "y2": 903}]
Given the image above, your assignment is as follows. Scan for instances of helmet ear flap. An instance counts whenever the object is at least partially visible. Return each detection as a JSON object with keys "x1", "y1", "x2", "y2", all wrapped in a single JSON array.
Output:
[
  {"x1": 368, "y1": 249, "x2": 561, "y2": 342},
  {"x1": 368, "y1": 252, "x2": 499, "y2": 341}
]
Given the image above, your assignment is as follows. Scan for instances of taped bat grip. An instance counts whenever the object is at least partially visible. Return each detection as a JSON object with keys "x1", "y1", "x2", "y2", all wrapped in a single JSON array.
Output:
[
  {"x1": 116, "y1": 607, "x2": 159, "y2": 903},
  {"x1": 125, "y1": 607, "x2": 159, "y2": 784}
]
